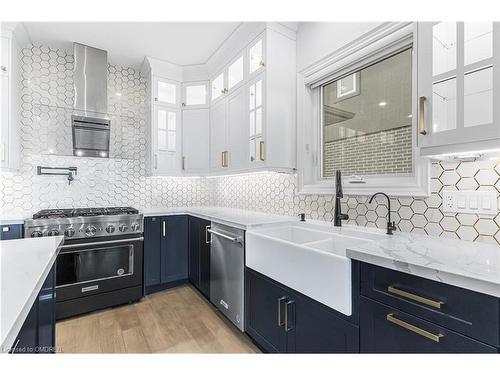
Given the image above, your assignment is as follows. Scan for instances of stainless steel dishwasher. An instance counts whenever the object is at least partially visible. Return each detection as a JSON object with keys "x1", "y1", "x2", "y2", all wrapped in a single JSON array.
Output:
[{"x1": 208, "y1": 222, "x2": 245, "y2": 331}]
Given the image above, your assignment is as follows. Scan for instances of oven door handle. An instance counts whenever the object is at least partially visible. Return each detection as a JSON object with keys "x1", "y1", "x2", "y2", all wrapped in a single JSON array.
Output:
[{"x1": 60, "y1": 237, "x2": 144, "y2": 249}]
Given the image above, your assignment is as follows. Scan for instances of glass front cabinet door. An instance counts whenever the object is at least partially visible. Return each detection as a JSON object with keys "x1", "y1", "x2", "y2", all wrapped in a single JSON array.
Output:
[{"x1": 417, "y1": 22, "x2": 500, "y2": 155}]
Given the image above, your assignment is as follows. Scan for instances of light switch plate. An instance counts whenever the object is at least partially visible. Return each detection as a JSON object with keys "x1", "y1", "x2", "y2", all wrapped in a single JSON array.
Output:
[{"x1": 442, "y1": 190, "x2": 498, "y2": 215}]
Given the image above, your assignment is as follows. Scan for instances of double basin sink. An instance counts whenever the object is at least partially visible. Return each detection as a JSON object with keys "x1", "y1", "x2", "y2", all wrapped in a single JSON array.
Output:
[{"x1": 246, "y1": 222, "x2": 385, "y2": 316}]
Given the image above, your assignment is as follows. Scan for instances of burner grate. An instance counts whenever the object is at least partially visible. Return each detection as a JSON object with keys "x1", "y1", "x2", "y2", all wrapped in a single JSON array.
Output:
[{"x1": 32, "y1": 207, "x2": 139, "y2": 219}]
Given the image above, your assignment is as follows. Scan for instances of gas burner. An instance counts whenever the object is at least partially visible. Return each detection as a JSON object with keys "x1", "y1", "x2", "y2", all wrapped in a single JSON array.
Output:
[{"x1": 26, "y1": 207, "x2": 143, "y2": 239}]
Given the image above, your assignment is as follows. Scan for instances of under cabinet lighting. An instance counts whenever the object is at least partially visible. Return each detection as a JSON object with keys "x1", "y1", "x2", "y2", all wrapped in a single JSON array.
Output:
[{"x1": 378, "y1": 101, "x2": 387, "y2": 107}]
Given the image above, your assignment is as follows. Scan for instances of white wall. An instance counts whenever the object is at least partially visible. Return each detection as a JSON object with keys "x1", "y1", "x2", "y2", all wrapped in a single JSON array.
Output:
[{"x1": 296, "y1": 22, "x2": 383, "y2": 72}]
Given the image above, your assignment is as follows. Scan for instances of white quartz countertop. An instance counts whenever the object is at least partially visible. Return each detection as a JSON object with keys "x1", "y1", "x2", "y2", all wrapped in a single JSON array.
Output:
[
  {"x1": 0, "y1": 236, "x2": 64, "y2": 352},
  {"x1": 346, "y1": 231, "x2": 500, "y2": 298},
  {"x1": 141, "y1": 206, "x2": 294, "y2": 229}
]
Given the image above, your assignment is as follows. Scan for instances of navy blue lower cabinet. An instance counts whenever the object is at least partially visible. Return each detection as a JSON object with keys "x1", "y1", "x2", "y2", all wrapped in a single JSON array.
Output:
[
  {"x1": 0, "y1": 224, "x2": 23, "y2": 240},
  {"x1": 245, "y1": 268, "x2": 359, "y2": 353},
  {"x1": 188, "y1": 216, "x2": 211, "y2": 298},
  {"x1": 37, "y1": 265, "x2": 56, "y2": 353},
  {"x1": 144, "y1": 216, "x2": 162, "y2": 289},
  {"x1": 144, "y1": 215, "x2": 188, "y2": 294},
  {"x1": 245, "y1": 268, "x2": 288, "y2": 353},
  {"x1": 162, "y1": 215, "x2": 188, "y2": 283},
  {"x1": 11, "y1": 264, "x2": 56, "y2": 354},
  {"x1": 359, "y1": 297, "x2": 497, "y2": 353}
]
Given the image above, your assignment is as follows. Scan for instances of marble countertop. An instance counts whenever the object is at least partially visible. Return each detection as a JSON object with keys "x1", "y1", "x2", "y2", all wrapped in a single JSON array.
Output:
[
  {"x1": 0, "y1": 236, "x2": 64, "y2": 352},
  {"x1": 346, "y1": 231, "x2": 500, "y2": 298},
  {"x1": 142, "y1": 206, "x2": 294, "y2": 229}
]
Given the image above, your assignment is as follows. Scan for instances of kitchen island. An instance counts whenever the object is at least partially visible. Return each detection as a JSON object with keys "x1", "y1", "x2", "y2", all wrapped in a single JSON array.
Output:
[{"x1": 0, "y1": 236, "x2": 63, "y2": 353}]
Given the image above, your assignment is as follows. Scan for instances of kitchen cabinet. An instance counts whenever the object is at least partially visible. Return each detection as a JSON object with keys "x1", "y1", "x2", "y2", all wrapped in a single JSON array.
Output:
[
  {"x1": 152, "y1": 104, "x2": 182, "y2": 176},
  {"x1": 188, "y1": 216, "x2": 211, "y2": 298},
  {"x1": 209, "y1": 98, "x2": 227, "y2": 171},
  {"x1": 153, "y1": 76, "x2": 180, "y2": 107},
  {"x1": 245, "y1": 268, "x2": 359, "y2": 353},
  {"x1": 144, "y1": 215, "x2": 188, "y2": 294},
  {"x1": 0, "y1": 26, "x2": 21, "y2": 170},
  {"x1": 417, "y1": 22, "x2": 500, "y2": 156},
  {"x1": 11, "y1": 264, "x2": 56, "y2": 354},
  {"x1": 359, "y1": 262, "x2": 500, "y2": 353},
  {"x1": 0, "y1": 223, "x2": 23, "y2": 240},
  {"x1": 182, "y1": 108, "x2": 209, "y2": 174},
  {"x1": 360, "y1": 297, "x2": 496, "y2": 353},
  {"x1": 208, "y1": 27, "x2": 296, "y2": 174}
]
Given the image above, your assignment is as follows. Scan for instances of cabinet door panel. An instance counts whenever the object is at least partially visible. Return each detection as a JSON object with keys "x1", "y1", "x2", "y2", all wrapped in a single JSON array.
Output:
[
  {"x1": 12, "y1": 302, "x2": 38, "y2": 353},
  {"x1": 227, "y1": 86, "x2": 248, "y2": 170},
  {"x1": 144, "y1": 217, "x2": 162, "y2": 288},
  {"x1": 198, "y1": 219, "x2": 211, "y2": 298},
  {"x1": 360, "y1": 297, "x2": 497, "y2": 353},
  {"x1": 182, "y1": 108, "x2": 209, "y2": 173},
  {"x1": 188, "y1": 217, "x2": 200, "y2": 288},
  {"x1": 245, "y1": 268, "x2": 287, "y2": 353},
  {"x1": 38, "y1": 265, "x2": 56, "y2": 353},
  {"x1": 153, "y1": 105, "x2": 181, "y2": 175},
  {"x1": 161, "y1": 216, "x2": 188, "y2": 283},
  {"x1": 290, "y1": 293, "x2": 359, "y2": 353},
  {"x1": 210, "y1": 99, "x2": 226, "y2": 170},
  {"x1": 0, "y1": 224, "x2": 22, "y2": 240}
]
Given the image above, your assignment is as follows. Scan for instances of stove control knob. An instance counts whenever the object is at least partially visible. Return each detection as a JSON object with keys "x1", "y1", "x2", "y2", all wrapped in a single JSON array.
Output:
[
  {"x1": 31, "y1": 230, "x2": 43, "y2": 238},
  {"x1": 119, "y1": 224, "x2": 128, "y2": 232},
  {"x1": 106, "y1": 225, "x2": 116, "y2": 234},
  {"x1": 47, "y1": 229, "x2": 59, "y2": 236},
  {"x1": 131, "y1": 223, "x2": 140, "y2": 231},
  {"x1": 85, "y1": 225, "x2": 97, "y2": 237},
  {"x1": 64, "y1": 227, "x2": 75, "y2": 237}
]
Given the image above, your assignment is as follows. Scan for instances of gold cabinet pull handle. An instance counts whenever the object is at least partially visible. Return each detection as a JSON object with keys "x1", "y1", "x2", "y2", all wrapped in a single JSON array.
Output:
[
  {"x1": 277, "y1": 297, "x2": 286, "y2": 327},
  {"x1": 222, "y1": 151, "x2": 228, "y2": 167},
  {"x1": 388, "y1": 286, "x2": 445, "y2": 309},
  {"x1": 182, "y1": 156, "x2": 186, "y2": 170},
  {"x1": 419, "y1": 96, "x2": 427, "y2": 135},
  {"x1": 221, "y1": 151, "x2": 224, "y2": 167},
  {"x1": 259, "y1": 141, "x2": 265, "y2": 161},
  {"x1": 154, "y1": 97, "x2": 158, "y2": 102},
  {"x1": 205, "y1": 225, "x2": 211, "y2": 244},
  {"x1": 154, "y1": 154, "x2": 158, "y2": 169},
  {"x1": 386, "y1": 313, "x2": 443, "y2": 342}
]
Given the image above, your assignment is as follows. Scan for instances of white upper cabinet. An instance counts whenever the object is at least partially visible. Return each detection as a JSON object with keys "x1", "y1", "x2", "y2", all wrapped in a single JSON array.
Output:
[
  {"x1": 182, "y1": 108, "x2": 209, "y2": 174},
  {"x1": 152, "y1": 105, "x2": 182, "y2": 175},
  {"x1": 417, "y1": 22, "x2": 500, "y2": 155},
  {"x1": 182, "y1": 81, "x2": 209, "y2": 109},
  {"x1": 210, "y1": 98, "x2": 227, "y2": 170},
  {"x1": 153, "y1": 76, "x2": 180, "y2": 107},
  {"x1": 208, "y1": 27, "x2": 296, "y2": 174},
  {"x1": 0, "y1": 27, "x2": 21, "y2": 171},
  {"x1": 226, "y1": 85, "x2": 249, "y2": 170}
]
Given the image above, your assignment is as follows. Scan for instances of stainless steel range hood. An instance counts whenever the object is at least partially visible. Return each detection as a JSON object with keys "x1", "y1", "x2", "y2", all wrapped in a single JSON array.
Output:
[{"x1": 72, "y1": 43, "x2": 110, "y2": 158}]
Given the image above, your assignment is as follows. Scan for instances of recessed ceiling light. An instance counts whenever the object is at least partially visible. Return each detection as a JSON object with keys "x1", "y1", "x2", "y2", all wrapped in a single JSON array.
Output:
[{"x1": 378, "y1": 101, "x2": 387, "y2": 107}]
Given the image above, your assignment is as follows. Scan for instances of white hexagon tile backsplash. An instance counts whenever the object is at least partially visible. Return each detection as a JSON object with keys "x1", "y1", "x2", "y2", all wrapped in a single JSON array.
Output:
[{"x1": 1, "y1": 43, "x2": 499, "y2": 245}]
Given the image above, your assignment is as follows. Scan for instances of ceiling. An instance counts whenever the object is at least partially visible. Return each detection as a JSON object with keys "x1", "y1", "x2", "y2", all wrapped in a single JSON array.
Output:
[{"x1": 22, "y1": 22, "x2": 242, "y2": 68}]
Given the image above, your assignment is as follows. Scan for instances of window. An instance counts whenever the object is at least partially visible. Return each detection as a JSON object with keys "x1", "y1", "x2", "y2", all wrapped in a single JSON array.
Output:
[
  {"x1": 157, "y1": 109, "x2": 177, "y2": 152},
  {"x1": 249, "y1": 39, "x2": 263, "y2": 74},
  {"x1": 321, "y1": 48, "x2": 413, "y2": 178}
]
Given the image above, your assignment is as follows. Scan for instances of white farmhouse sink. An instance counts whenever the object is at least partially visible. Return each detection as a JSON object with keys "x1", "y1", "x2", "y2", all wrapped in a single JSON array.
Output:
[{"x1": 246, "y1": 223, "x2": 379, "y2": 316}]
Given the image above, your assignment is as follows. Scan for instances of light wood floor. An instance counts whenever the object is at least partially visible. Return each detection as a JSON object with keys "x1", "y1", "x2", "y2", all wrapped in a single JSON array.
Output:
[{"x1": 56, "y1": 285, "x2": 260, "y2": 353}]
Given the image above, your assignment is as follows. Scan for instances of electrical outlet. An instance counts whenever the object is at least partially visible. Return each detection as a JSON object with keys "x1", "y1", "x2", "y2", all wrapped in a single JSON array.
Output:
[{"x1": 442, "y1": 190, "x2": 498, "y2": 215}]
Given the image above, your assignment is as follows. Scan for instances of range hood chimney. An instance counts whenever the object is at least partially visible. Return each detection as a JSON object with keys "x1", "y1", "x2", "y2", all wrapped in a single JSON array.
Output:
[
  {"x1": 73, "y1": 43, "x2": 108, "y2": 114},
  {"x1": 72, "y1": 43, "x2": 110, "y2": 158}
]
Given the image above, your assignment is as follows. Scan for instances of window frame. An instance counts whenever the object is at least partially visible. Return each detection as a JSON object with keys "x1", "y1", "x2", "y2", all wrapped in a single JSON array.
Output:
[{"x1": 297, "y1": 22, "x2": 431, "y2": 197}]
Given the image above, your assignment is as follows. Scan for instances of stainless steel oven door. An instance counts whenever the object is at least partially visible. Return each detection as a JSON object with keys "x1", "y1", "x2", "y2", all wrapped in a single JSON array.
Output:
[{"x1": 56, "y1": 236, "x2": 143, "y2": 302}]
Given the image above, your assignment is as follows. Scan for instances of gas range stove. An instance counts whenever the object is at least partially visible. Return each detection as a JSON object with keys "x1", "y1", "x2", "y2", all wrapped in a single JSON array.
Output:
[{"x1": 24, "y1": 206, "x2": 143, "y2": 239}]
